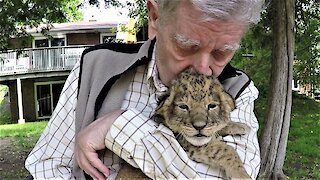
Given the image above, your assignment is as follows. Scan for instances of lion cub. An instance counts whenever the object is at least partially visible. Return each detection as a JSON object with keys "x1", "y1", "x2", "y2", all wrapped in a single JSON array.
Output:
[{"x1": 154, "y1": 69, "x2": 251, "y2": 179}]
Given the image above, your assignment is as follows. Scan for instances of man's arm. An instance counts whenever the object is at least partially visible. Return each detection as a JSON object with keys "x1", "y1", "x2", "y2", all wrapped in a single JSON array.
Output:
[
  {"x1": 25, "y1": 62, "x2": 80, "y2": 179},
  {"x1": 104, "y1": 82, "x2": 260, "y2": 179}
]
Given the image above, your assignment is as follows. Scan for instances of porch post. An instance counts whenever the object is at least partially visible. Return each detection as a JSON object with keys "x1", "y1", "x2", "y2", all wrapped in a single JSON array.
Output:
[{"x1": 17, "y1": 78, "x2": 25, "y2": 124}]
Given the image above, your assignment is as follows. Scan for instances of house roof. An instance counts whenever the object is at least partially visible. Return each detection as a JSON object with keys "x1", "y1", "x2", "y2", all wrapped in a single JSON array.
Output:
[{"x1": 27, "y1": 21, "x2": 123, "y2": 35}]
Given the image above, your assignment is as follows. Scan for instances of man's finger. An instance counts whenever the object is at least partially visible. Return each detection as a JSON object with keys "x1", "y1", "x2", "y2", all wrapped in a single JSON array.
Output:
[
  {"x1": 87, "y1": 154, "x2": 110, "y2": 177},
  {"x1": 79, "y1": 153, "x2": 106, "y2": 180}
]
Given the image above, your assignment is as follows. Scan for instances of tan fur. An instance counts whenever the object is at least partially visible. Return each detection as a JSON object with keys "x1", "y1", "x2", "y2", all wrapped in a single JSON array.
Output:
[
  {"x1": 116, "y1": 163, "x2": 150, "y2": 180},
  {"x1": 154, "y1": 69, "x2": 251, "y2": 179}
]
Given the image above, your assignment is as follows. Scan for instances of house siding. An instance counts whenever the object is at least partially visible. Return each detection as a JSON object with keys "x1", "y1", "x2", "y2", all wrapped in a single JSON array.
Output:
[
  {"x1": 8, "y1": 38, "x2": 32, "y2": 50},
  {"x1": 67, "y1": 33, "x2": 100, "y2": 45},
  {"x1": 8, "y1": 81, "x2": 18, "y2": 123},
  {"x1": 23, "y1": 80, "x2": 35, "y2": 121}
]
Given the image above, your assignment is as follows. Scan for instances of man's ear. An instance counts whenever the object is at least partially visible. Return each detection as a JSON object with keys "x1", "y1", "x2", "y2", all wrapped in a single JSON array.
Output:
[{"x1": 147, "y1": 0, "x2": 159, "y2": 39}]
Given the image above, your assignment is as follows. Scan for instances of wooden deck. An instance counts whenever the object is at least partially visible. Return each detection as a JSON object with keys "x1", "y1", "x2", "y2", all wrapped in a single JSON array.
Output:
[{"x1": 0, "y1": 45, "x2": 90, "y2": 76}]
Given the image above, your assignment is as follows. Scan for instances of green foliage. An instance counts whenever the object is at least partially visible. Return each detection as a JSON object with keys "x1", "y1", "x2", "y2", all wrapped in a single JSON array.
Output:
[
  {"x1": 126, "y1": 0, "x2": 148, "y2": 32},
  {"x1": 0, "y1": 111, "x2": 11, "y2": 125},
  {"x1": 0, "y1": 0, "x2": 83, "y2": 51},
  {"x1": 117, "y1": 24, "x2": 137, "y2": 35},
  {"x1": 0, "y1": 85, "x2": 10, "y2": 124},
  {"x1": 61, "y1": 0, "x2": 84, "y2": 22},
  {"x1": 113, "y1": 0, "x2": 148, "y2": 40},
  {"x1": 0, "y1": 85, "x2": 7, "y2": 102},
  {"x1": 232, "y1": 9, "x2": 273, "y2": 100},
  {"x1": 294, "y1": 0, "x2": 320, "y2": 91}
]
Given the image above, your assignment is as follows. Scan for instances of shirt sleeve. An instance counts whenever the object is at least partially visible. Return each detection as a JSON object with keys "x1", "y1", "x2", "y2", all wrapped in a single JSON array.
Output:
[
  {"x1": 105, "y1": 81, "x2": 260, "y2": 180},
  {"x1": 226, "y1": 81, "x2": 261, "y2": 179},
  {"x1": 25, "y1": 62, "x2": 80, "y2": 180}
]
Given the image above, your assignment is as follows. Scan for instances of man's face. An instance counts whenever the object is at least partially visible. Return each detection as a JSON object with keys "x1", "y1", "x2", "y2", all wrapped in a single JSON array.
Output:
[{"x1": 154, "y1": 1, "x2": 247, "y2": 85}]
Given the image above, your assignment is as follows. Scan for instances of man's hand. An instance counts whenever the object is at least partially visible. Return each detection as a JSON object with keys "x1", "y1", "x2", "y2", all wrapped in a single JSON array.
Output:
[{"x1": 75, "y1": 110, "x2": 124, "y2": 180}]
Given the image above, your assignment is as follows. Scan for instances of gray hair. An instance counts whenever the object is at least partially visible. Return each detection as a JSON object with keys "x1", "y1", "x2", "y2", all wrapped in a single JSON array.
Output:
[{"x1": 155, "y1": 0, "x2": 265, "y2": 25}]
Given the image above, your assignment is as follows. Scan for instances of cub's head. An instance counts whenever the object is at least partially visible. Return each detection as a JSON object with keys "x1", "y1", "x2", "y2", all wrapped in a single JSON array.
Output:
[{"x1": 155, "y1": 69, "x2": 235, "y2": 146}]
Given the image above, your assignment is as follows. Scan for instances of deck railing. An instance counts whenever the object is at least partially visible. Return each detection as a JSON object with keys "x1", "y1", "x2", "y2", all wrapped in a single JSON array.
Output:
[{"x1": 0, "y1": 45, "x2": 90, "y2": 75}]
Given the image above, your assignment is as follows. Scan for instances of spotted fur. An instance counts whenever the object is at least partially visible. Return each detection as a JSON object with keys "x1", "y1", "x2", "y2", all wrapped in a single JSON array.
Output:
[{"x1": 155, "y1": 69, "x2": 251, "y2": 179}]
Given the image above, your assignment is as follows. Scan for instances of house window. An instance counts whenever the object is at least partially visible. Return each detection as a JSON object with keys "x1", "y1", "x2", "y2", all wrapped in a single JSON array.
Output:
[
  {"x1": 35, "y1": 39, "x2": 49, "y2": 48},
  {"x1": 51, "y1": 38, "x2": 65, "y2": 47},
  {"x1": 35, "y1": 81, "x2": 64, "y2": 119},
  {"x1": 292, "y1": 80, "x2": 299, "y2": 91},
  {"x1": 33, "y1": 36, "x2": 66, "y2": 48},
  {"x1": 100, "y1": 33, "x2": 116, "y2": 44},
  {"x1": 102, "y1": 35, "x2": 116, "y2": 43},
  {"x1": 36, "y1": 84, "x2": 51, "y2": 117}
]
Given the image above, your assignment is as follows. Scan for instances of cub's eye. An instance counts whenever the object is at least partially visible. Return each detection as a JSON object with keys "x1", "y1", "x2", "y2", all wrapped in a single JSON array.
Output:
[
  {"x1": 208, "y1": 103, "x2": 217, "y2": 110},
  {"x1": 178, "y1": 104, "x2": 189, "y2": 110}
]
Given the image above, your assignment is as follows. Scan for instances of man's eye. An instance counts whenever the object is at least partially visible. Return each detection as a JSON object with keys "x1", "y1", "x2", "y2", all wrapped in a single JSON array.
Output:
[
  {"x1": 176, "y1": 43, "x2": 199, "y2": 55},
  {"x1": 213, "y1": 50, "x2": 226, "y2": 56},
  {"x1": 183, "y1": 44, "x2": 199, "y2": 51},
  {"x1": 212, "y1": 50, "x2": 233, "y2": 61}
]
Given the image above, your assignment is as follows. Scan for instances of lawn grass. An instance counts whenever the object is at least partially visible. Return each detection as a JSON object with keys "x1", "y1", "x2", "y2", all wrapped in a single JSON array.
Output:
[
  {"x1": 0, "y1": 121, "x2": 48, "y2": 148},
  {"x1": 283, "y1": 94, "x2": 320, "y2": 179},
  {"x1": 254, "y1": 92, "x2": 320, "y2": 179}
]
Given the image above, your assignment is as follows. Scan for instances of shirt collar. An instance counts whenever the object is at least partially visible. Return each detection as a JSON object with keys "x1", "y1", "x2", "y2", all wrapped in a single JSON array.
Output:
[{"x1": 147, "y1": 43, "x2": 168, "y2": 93}]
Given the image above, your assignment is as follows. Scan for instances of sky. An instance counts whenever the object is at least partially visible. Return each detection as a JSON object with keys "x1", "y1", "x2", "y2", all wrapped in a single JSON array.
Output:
[{"x1": 81, "y1": 0, "x2": 130, "y2": 23}]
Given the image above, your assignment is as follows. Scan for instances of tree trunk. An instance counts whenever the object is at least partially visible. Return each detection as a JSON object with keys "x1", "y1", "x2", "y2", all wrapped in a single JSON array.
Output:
[{"x1": 258, "y1": 0, "x2": 295, "y2": 179}]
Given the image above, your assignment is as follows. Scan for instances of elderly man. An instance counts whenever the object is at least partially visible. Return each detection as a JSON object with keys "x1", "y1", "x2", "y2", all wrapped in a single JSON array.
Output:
[{"x1": 26, "y1": 0, "x2": 264, "y2": 179}]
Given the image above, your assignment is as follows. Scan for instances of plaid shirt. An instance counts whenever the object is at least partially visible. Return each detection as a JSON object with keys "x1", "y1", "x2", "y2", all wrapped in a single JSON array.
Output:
[{"x1": 25, "y1": 47, "x2": 260, "y2": 179}]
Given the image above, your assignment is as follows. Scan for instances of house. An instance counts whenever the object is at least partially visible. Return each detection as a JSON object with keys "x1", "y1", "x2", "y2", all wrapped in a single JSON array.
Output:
[
  {"x1": 292, "y1": 80, "x2": 320, "y2": 99},
  {"x1": 0, "y1": 21, "x2": 121, "y2": 123}
]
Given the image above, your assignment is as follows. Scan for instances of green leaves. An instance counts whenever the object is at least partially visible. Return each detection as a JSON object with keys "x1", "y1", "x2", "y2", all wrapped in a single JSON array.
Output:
[{"x1": 294, "y1": 0, "x2": 320, "y2": 90}]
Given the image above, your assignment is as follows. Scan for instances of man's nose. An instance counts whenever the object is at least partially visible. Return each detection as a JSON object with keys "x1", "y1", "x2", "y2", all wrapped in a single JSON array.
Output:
[{"x1": 192, "y1": 54, "x2": 212, "y2": 76}]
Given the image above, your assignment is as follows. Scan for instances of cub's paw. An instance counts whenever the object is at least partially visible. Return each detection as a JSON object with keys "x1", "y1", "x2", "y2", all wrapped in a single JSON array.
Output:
[
  {"x1": 219, "y1": 122, "x2": 251, "y2": 137},
  {"x1": 235, "y1": 123, "x2": 250, "y2": 135}
]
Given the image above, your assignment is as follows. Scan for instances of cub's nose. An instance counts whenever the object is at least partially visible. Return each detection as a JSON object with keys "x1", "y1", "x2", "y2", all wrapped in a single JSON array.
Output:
[{"x1": 192, "y1": 121, "x2": 207, "y2": 130}]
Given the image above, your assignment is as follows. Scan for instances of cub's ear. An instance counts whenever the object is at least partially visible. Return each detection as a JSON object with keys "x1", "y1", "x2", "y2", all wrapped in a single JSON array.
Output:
[
  {"x1": 157, "y1": 91, "x2": 170, "y2": 108},
  {"x1": 154, "y1": 86, "x2": 176, "y2": 117},
  {"x1": 219, "y1": 91, "x2": 235, "y2": 113},
  {"x1": 153, "y1": 113, "x2": 165, "y2": 123},
  {"x1": 153, "y1": 90, "x2": 168, "y2": 124}
]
